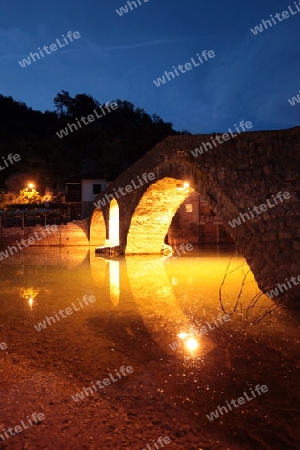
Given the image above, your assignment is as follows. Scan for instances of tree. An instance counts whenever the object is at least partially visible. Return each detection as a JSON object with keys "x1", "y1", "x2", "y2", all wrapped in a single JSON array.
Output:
[
  {"x1": 53, "y1": 91, "x2": 100, "y2": 118},
  {"x1": 53, "y1": 90, "x2": 73, "y2": 117},
  {"x1": 69, "y1": 93, "x2": 100, "y2": 118},
  {"x1": 0, "y1": 91, "x2": 180, "y2": 190}
]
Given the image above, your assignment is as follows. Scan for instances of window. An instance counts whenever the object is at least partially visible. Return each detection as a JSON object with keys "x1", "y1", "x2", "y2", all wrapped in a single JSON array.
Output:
[
  {"x1": 186, "y1": 204, "x2": 193, "y2": 213},
  {"x1": 93, "y1": 184, "x2": 102, "y2": 194},
  {"x1": 66, "y1": 184, "x2": 81, "y2": 202}
]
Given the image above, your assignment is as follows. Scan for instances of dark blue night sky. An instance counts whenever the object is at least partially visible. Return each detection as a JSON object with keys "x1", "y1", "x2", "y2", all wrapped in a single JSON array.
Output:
[{"x1": 0, "y1": 0, "x2": 299, "y2": 133}]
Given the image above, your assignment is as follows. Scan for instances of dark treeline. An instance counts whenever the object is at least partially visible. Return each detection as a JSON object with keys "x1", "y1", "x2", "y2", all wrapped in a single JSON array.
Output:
[{"x1": 0, "y1": 91, "x2": 187, "y2": 192}]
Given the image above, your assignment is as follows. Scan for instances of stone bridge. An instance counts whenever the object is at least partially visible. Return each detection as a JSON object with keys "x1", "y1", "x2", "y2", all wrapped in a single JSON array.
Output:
[{"x1": 90, "y1": 126, "x2": 300, "y2": 305}]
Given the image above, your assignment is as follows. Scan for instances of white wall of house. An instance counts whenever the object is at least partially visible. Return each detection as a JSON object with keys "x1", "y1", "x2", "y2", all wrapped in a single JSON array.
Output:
[{"x1": 81, "y1": 179, "x2": 107, "y2": 202}]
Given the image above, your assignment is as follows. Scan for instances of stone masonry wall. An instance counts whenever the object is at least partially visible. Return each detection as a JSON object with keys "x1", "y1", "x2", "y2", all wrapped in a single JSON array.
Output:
[{"x1": 0, "y1": 219, "x2": 89, "y2": 247}]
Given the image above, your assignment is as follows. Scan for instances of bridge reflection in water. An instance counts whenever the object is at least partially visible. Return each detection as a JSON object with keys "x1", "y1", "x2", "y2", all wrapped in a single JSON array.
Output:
[
  {"x1": 89, "y1": 249, "x2": 277, "y2": 361},
  {"x1": 3, "y1": 245, "x2": 277, "y2": 346}
]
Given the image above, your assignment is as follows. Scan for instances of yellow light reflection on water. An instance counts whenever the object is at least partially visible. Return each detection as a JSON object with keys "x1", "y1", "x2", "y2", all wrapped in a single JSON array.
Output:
[
  {"x1": 177, "y1": 332, "x2": 200, "y2": 354},
  {"x1": 178, "y1": 332, "x2": 189, "y2": 340},
  {"x1": 90, "y1": 253, "x2": 275, "y2": 361},
  {"x1": 28, "y1": 298, "x2": 34, "y2": 309},
  {"x1": 20, "y1": 288, "x2": 40, "y2": 309},
  {"x1": 184, "y1": 336, "x2": 199, "y2": 352},
  {"x1": 109, "y1": 260, "x2": 120, "y2": 307}
]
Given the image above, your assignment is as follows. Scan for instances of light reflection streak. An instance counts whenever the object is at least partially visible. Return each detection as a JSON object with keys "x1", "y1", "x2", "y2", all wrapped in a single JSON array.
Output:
[
  {"x1": 28, "y1": 298, "x2": 34, "y2": 309},
  {"x1": 109, "y1": 260, "x2": 120, "y2": 307},
  {"x1": 124, "y1": 255, "x2": 214, "y2": 361},
  {"x1": 20, "y1": 287, "x2": 40, "y2": 309}
]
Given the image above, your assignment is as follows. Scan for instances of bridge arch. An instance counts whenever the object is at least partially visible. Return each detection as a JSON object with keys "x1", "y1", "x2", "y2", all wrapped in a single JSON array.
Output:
[
  {"x1": 90, "y1": 207, "x2": 106, "y2": 247},
  {"x1": 126, "y1": 177, "x2": 194, "y2": 253},
  {"x1": 90, "y1": 129, "x2": 300, "y2": 305},
  {"x1": 124, "y1": 163, "x2": 242, "y2": 255}
]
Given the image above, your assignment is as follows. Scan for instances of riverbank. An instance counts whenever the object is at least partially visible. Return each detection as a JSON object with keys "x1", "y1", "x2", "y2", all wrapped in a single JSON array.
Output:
[{"x1": 0, "y1": 305, "x2": 299, "y2": 449}]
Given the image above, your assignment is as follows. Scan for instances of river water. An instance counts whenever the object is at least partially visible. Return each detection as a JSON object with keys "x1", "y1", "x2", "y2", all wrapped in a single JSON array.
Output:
[{"x1": 0, "y1": 246, "x2": 299, "y2": 449}]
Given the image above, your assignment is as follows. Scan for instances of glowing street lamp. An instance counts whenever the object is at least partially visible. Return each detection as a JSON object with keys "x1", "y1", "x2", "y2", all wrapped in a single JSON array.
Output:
[{"x1": 176, "y1": 182, "x2": 190, "y2": 190}]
